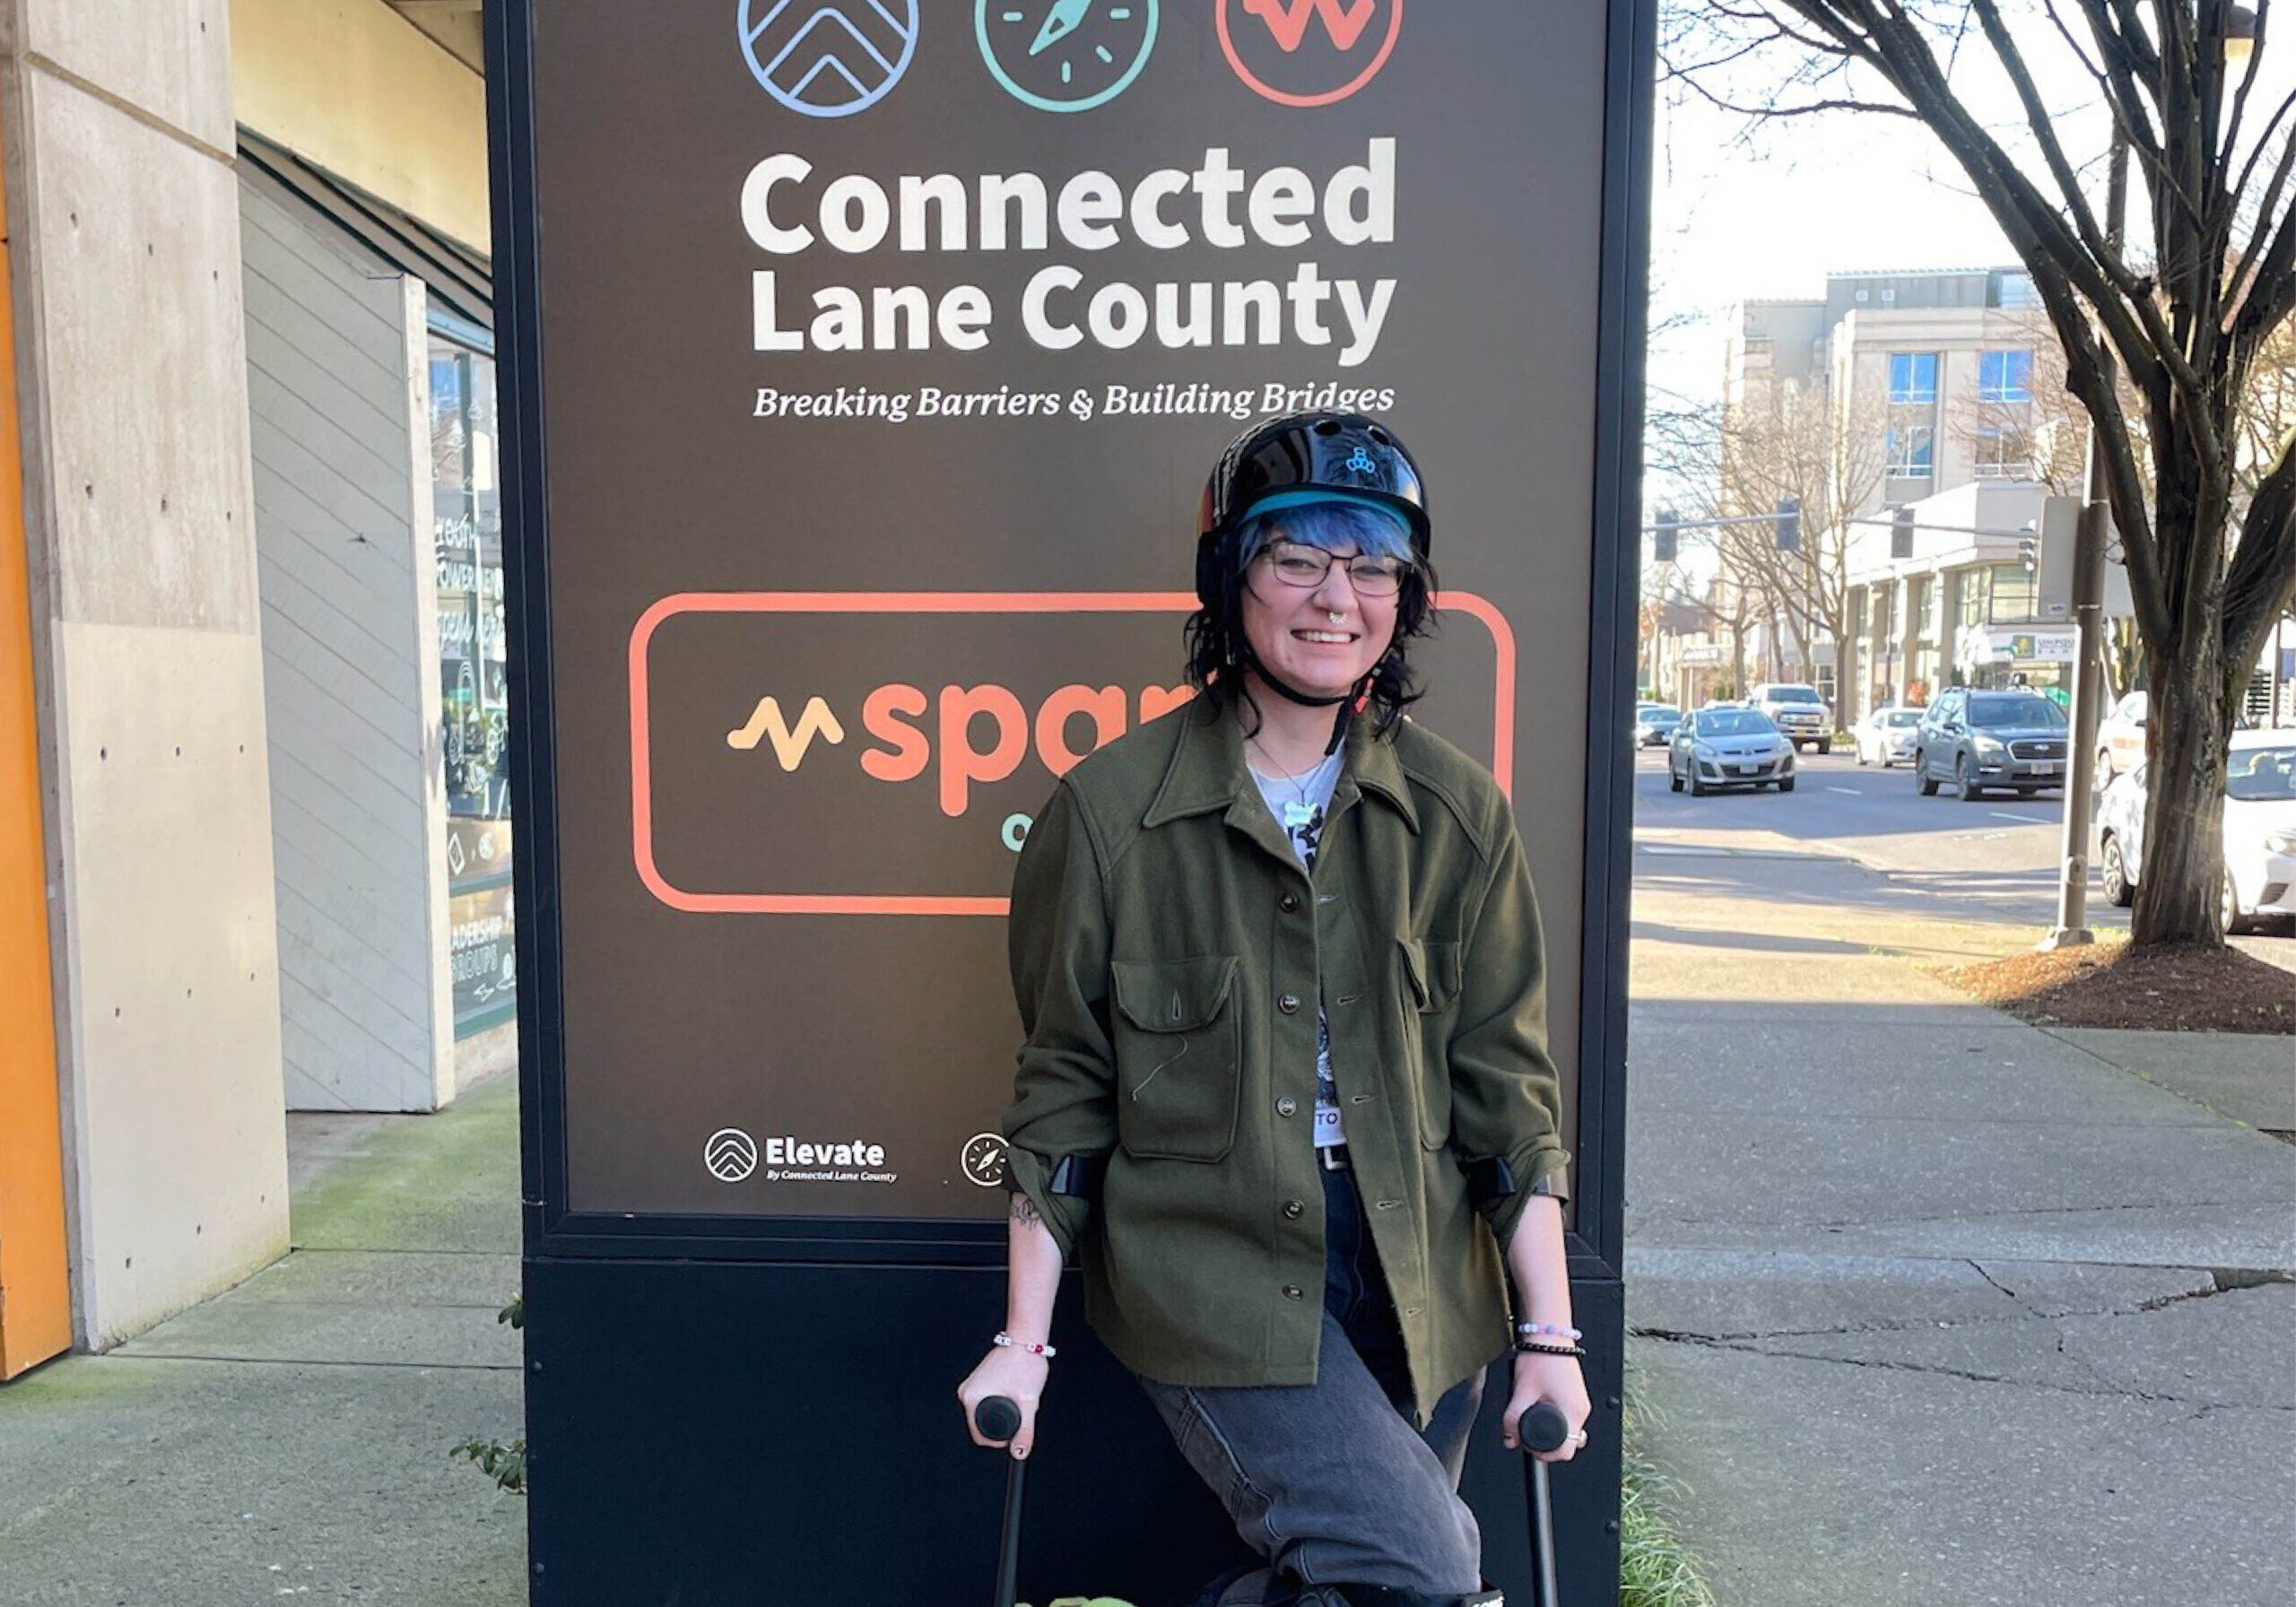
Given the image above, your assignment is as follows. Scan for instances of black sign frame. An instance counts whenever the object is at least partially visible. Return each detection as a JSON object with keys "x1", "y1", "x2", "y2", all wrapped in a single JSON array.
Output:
[{"x1": 490, "y1": 1, "x2": 1653, "y2": 1600}]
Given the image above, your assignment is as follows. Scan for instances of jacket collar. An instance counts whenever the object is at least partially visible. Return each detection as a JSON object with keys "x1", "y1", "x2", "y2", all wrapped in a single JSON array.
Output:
[{"x1": 1143, "y1": 697, "x2": 1421, "y2": 836}]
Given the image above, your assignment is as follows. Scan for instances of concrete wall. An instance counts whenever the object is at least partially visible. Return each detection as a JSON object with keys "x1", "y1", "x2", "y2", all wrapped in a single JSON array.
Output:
[
  {"x1": 242, "y1": 177, "x2": 453, "y2": 1113},
  {"x1": 1, "y1": 0, "x2": 290, "y2": 1345},
  {"x1": 230, "y1": 0, "x2": 489, "y2": 251}
]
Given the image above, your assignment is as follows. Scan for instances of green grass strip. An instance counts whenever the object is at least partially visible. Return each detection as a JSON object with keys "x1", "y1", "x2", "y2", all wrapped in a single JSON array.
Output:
[{"x1": 1619, "y1": 1378, "x2": 1719, "y2": 1607}]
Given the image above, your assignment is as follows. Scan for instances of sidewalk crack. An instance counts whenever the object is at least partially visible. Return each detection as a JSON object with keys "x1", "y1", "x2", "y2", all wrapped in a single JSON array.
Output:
[{"x1": 1631, "y1": 1327, "x2": 2278, "y2": 1406}]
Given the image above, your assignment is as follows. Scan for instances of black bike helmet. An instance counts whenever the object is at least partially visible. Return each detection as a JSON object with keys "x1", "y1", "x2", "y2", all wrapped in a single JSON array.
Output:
[{"x1": 1195, "y1": 412, "x2": 1431, "y2": 606}]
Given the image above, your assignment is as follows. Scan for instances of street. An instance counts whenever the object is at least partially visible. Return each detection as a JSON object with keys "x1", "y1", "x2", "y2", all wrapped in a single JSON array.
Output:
[
  {"x1": 1631, "y1": 746, "x2": 2296, "y2": 961},
  {"x1": 1623, "y1": 744, "x2": 2296, "y2": 1607}
]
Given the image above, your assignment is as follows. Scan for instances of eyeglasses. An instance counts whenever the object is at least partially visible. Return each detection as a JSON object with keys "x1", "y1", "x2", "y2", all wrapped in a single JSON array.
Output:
[{"x1": 1254, "y1": 542, "x2": 1413, "y2": 598}]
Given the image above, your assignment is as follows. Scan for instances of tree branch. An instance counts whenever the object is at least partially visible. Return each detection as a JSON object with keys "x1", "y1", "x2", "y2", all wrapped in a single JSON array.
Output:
[{"x1": 2222, "y1": 426, "x2": 2296, "y2": 665}]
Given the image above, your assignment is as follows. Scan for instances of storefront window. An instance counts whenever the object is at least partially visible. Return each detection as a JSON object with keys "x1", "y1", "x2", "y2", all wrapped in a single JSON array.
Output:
[
  {"x1": 431, "y1": 336, "x2": 516, "y2": 1038},
  {"x1": 1958, "y1": 567, "x2": 1990, "y2": 629},
  {"x1": 1989, "y1": 561, "x2": 2038, "y2": 622}
]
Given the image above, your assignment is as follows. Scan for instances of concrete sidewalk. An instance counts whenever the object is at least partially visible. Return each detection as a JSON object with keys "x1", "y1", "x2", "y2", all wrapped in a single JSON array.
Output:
[
  {"x1": 0, "y1": 1075, "x2": 527, "y2": 1605},
  {"x1": 1627, "y1": 846, "x2": 2296, "y2": 1607}
]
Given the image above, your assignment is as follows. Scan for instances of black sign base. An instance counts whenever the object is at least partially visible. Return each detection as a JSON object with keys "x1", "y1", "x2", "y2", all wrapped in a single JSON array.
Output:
[{"x1": 525, "y1": 1260, "x2": 1621, "y2": 1605}]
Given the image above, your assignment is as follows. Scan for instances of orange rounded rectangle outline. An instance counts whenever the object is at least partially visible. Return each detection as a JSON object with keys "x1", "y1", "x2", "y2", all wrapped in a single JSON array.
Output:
[{"x1": 628, "y1": 591, "x2": 1516, "y2": 916}]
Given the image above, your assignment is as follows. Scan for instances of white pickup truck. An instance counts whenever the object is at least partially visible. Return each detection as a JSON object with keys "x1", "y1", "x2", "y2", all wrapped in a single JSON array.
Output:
[{"x1": 1748, "y1": 682, "x2": 1834, "y2": 754}]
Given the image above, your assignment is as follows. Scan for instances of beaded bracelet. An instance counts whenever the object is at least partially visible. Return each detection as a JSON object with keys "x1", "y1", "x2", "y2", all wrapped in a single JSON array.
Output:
[
  {"x1": 1513, "y1": 1339, "x2": 1587, "y2": 1359},
  {"x1": 993, "y1": 1332, "x2": 1057, "y2": 1359},
  {"x1": 1516, "y1": 1321, "x2": 1583, "y2": 1343}
]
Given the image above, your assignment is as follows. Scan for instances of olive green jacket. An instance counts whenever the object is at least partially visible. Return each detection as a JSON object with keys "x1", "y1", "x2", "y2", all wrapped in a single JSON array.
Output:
[{"x1": 1000, "y1": 699, "x2": 1571, "y2": 1420}]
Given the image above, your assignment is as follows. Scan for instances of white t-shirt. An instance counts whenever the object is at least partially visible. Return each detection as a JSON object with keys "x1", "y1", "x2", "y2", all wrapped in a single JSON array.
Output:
[{"x1": 1249, "y1": 748, "x2": 1346, "y2": 1149}]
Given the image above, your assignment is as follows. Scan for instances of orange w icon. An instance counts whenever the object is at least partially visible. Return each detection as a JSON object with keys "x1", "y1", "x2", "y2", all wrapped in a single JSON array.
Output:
[{"x1": 1243, "y1": 0, "x2": 1378, "y2": 52}]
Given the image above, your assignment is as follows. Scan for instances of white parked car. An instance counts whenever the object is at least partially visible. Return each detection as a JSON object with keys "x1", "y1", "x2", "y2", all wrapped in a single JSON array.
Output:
[
  {"x1": 1852, "y1": 706, "x2": 1924, "y2": 768},
  {"x1": 2095, "y1": 690, "x2": 2148, "y2": 785},
  {"x1": 2095, "y1": 731, "x2": 2296, "y2": 933}
]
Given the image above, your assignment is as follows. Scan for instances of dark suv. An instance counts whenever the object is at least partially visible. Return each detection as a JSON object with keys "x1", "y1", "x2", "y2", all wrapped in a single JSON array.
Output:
[{"x1": 1914, "y1": 689, "x2": 2071, "y2": 801}]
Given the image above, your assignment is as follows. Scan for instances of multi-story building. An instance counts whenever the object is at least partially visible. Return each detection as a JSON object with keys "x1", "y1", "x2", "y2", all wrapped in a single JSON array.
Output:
[
  {"x1": 1722, "y1": 267, "x2": 2087, "y2": 721},
  {"x1": 0, "y1": 0, "x2": 502, "y2": 1372}
]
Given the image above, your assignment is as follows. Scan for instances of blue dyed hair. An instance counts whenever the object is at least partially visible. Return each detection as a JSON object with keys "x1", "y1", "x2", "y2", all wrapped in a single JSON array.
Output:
[
  {"x1": 1187, "y1": 495, "x2": 1436, "y2": 740},
  {"x1": 1234, "y1": 498, "x2": 1416, "y2": 571}
]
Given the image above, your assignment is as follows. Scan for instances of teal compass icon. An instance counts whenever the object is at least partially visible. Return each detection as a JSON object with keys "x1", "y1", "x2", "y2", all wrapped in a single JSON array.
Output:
[{"x1": 977, "y1": 0, "x2": 1158, "y2": 112}]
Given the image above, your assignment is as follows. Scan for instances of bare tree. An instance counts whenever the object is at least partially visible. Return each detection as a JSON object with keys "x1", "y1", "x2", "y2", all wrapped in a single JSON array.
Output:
[
  {"x1": 1942, "y1": 307, "x2": 2100, "y2": 494},
  {"x1": 1717, "y1": 377, "x2": 1890, "y2": 699},
  {"x1": 1667, "y1": 0, "x2": 2296, "y2": 949}
]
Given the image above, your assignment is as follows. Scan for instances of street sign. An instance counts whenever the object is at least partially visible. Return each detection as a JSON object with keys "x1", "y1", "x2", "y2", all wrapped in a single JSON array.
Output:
[{"x1": 490, "y1": 2, "x2": 1650, "y2": 1600}]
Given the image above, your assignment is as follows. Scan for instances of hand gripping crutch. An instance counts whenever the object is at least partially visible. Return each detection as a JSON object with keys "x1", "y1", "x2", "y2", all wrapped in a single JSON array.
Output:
[
  {"x1": 1518, "y1": 1400, "x2": 1571, "y2": 1607},
  {"x1": 972, "y1": 1395, "x2": 1028, "y2": 1607}
]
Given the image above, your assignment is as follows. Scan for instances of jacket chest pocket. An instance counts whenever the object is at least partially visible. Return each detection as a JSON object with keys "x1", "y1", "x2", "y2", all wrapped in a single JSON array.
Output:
[
  {"x1": 1109, "y1": 955, "x2": 1242, "y2": 1162},
  {"x1": 1398, "y1": 936, "x2": 1463, "y2": 1150}
]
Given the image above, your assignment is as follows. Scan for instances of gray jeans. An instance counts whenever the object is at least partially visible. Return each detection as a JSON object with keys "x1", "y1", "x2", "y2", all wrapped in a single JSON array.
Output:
[{"x1": 1135, "y1": 1163, "x2": 1487, "y2": 1607}]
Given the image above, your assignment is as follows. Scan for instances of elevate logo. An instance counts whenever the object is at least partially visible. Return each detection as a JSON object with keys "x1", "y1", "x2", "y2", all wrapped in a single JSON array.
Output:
[
  {"x1": 1218, "y1": 0, "x2": 1403, "y2": 107},
  {"x1": 738, "y1": 0, "x2": 920, "y2": 118}
]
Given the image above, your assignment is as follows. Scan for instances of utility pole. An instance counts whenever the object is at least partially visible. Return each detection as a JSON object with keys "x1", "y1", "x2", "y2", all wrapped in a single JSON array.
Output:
[{"x1": 2041, "y1": 128, "x2": 2127, "y2": 952}]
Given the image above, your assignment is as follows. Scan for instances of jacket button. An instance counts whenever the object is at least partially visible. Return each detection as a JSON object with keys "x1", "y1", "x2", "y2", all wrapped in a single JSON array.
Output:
[
  {"x1": 1280, "y1": 892, "x2": 1300, "y2": 914},
  {"x1": 1278, "y1": 992, "x2": 1301, "y2": 1013},
  {"x1": 1283, "y1": 1284, "x2": 1305, "y2": 1300},
  {"x1": 1283, "y1": 1199, "x2": 1305, "y2": 1219},
  {"x1": 1275, "y1": 1096, "x2": 1298, "y2": 1117}
]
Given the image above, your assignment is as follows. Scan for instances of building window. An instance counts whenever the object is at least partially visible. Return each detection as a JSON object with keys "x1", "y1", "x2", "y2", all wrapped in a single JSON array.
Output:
[
  {"x1": 1978, "y1": 349, "x2": 2032, "y2": 404},
  {"x1": 1888, "y1": 352, "x2": 1938, "y2": 404},
  {"x1": 430, "y1": 335, "x2": 516, "y2": 1040},
  {"x1": 1959, "y1": 568, "x2": 1990, "y2": 629},
  {"x1": 1996, "y1": 271, "x2": 2040, "y2": 309},
  {"x1": 1974, "y1": 424, "x2": 2033, "y2": 479},
  {"x1": 1989, "y1": 561, "x2": 2038, "y2": 621},
  {"x1": 1886, "y1": 424, "x2": 1935, "y2": 479},
  {"x1": 1917, "y1": 576, "x2": 1936, "y2": 639}
]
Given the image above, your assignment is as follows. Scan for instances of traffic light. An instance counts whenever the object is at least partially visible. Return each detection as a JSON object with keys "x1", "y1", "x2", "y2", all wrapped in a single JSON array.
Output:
[
  {"x1": 2018, "y1": 531, "x2": 2038, "y2": 573},
  {"x1": 1654, "y1": 509, "x2": 1677, "y2": 564},
  {"x1": 1891, "y1": 505, "x2": 1915, "y2": 560},
  {"x1": 1775, "y1": 497, "x2": 1801, "y2": 551}
]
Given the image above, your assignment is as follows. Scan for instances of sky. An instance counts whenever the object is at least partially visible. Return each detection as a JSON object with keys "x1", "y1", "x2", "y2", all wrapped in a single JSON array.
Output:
[
  {"x1": 1645, "y1": 11, "x2": 2296, "y2": 417},
  {"x1": 1646, "y1": 75, "x2": 2018, "y2": 409}
]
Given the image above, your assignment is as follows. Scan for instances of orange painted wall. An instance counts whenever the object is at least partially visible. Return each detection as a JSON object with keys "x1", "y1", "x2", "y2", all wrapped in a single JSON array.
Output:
[{"x1": 0, "y1": 143, "x2": 74, "y2": 1378}]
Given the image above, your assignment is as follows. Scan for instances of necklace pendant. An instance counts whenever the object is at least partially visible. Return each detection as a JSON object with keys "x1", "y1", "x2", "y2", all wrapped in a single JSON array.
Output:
[{"x1": 1282, "y1": 801, "x2": 1318, "y2": 831}]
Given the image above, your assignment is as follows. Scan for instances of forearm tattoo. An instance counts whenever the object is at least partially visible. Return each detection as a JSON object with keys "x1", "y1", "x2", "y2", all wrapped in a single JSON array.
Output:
[{"x1": 1009, "y1": 1193, "x2": 1042, "y2": 1227}]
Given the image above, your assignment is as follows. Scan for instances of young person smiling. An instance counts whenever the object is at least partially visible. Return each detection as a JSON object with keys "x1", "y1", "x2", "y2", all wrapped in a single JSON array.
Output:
[{"x1": 959, "y1": 413, "x2": 1585, "y2": 1607}]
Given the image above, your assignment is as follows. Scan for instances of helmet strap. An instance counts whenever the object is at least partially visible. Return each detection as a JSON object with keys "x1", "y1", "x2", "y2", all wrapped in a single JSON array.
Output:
[{"x1": 1242, "y1": 650, "x2": 1375, "y2": 757}]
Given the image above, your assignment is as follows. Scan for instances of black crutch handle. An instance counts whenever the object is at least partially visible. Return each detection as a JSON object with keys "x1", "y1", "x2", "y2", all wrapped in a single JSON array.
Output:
[
  {"x1": 971, "y1": 1395, "x2": 1028, "y2": 1607},
  {"x1": 1520, "y1": 1399, "x2": 1571, "y2": 1455},
  {"x1": 1518, "y1": 1399, "x2": 1572, "y2": 1607},
  {"x1": 973, "y1": 1394, "x2": 1023, "y2": 1445}
]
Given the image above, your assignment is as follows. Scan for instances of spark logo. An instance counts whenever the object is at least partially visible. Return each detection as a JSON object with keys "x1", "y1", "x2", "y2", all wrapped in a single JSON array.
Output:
[
  {"x1": 629, "y1": 590, "x2": 1514, "y2": 916},
  {"x1": 1218, "y1": 0, "x2": 1401, "y2": 107},
  {"x1": 726, "y1": 681, "x2": 1194, "y2": 813},
  {"x1": 727, "y1": 695, "x2": 848, "y2": 769}
]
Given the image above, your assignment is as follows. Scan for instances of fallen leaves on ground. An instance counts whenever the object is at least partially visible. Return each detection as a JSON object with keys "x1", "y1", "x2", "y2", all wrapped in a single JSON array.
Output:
[{"x1": 1939, "y1": 937, "x2": 2294, "y2": 1034}]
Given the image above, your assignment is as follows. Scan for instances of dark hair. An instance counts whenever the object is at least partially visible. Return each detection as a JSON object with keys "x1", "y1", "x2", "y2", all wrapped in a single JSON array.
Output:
[{"x1": 1184, "y1": 501, "x2": 1439, "y2": 738}]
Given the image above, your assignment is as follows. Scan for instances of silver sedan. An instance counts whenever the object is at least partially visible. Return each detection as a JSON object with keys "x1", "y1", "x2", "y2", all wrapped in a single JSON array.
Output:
[{"x1": 1668, "y1": 708, "x2": 1797, "y2": 795}]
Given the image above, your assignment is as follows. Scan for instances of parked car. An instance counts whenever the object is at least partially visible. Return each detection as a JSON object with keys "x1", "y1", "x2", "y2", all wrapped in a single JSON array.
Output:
[
  {"x1": 2096, "y1": 732, "x2": 2296, "y2": 933},
  {"x1": 1748, "y1": 682, "x2": 1833, "y2": 753},
  {"x1": 1914, "y1": 688, "x2": 2071, "y2": 801},
  {"x1": 1634, "y1": 703, "x2": 1683, "y2": 747},
  {"x1": 1852, "y1": 706, "x2": 1924, "y2": 768},
  {"x1": 2094, "y1": 690, "x2": 2147, "y2": 785},
  {"x1": 1668, "y1": 706, "x2": 1796, "y2": 795}
]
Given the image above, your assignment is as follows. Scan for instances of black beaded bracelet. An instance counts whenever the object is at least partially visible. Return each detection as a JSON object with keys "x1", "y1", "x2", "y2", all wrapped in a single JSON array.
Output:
[{"x1": 1513, "y1": 1340, "x2": 1587, "y2": 1359}]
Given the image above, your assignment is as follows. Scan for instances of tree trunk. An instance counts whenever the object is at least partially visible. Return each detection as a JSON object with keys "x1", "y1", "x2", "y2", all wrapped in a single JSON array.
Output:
[{"x1": 2131, "y1": 639, "x2": 2231, "y2": 946}]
